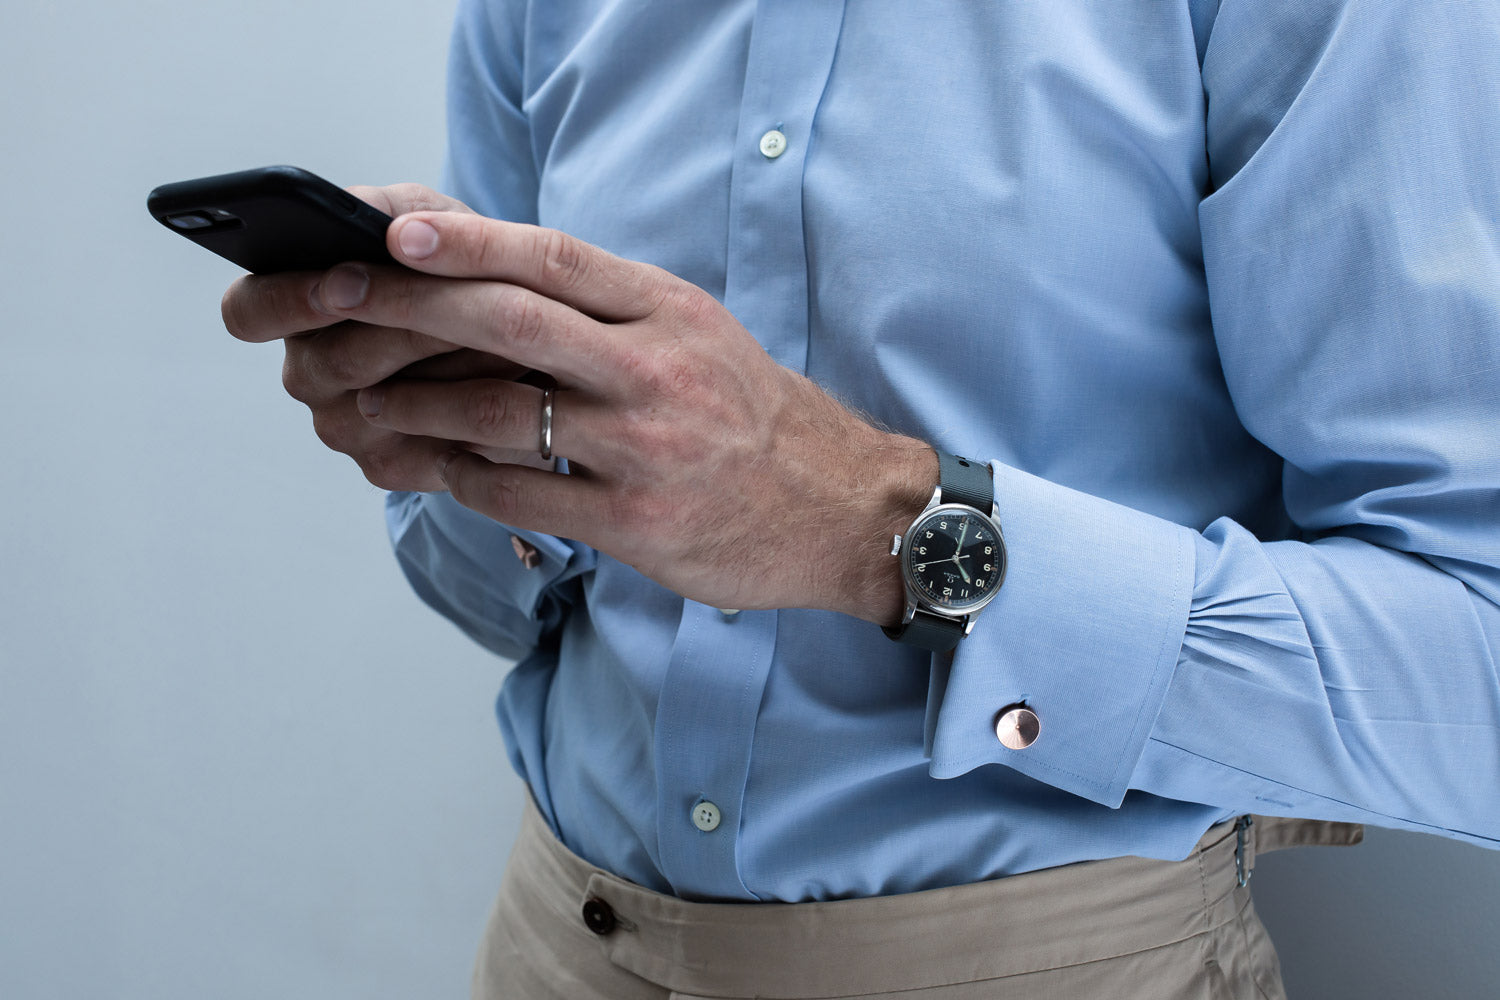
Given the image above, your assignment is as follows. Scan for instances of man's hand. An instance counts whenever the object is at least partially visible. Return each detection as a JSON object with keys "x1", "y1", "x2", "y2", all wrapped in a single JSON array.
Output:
[
  {"x1": 235, "y1": 195, "x2": 937, "y2": 623},
  {"x1": 220, "y1": 184, "x2": 541, "y2": 492}
]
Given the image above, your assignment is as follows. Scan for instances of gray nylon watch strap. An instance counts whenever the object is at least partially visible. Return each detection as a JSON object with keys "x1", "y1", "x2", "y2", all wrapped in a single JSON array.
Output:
[{"x1": 938, "y1": 452, "x2": 993, "y2": 511}]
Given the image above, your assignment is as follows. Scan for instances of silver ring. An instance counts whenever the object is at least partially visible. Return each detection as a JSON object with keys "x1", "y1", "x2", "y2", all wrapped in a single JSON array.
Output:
[{"x1": 539, "y1": 387, "x2": 555, "y2": 462}]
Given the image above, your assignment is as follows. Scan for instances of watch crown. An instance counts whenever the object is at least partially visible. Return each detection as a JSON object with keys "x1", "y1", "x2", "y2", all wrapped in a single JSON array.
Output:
[{"x1": 890, "y1": 534, "x2": 903, "y2": 557}]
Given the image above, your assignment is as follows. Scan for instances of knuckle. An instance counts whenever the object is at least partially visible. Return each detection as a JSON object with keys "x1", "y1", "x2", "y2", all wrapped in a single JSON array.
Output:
[
  {"x1": 486, "y1": 287, "x2": 547, "y2": 351},
  {"x1": 220, "y1": 283, "x2": 249, "y2": 338},
  {"x1": 281, "y1": 348, "x2": 315, "y2": 401},
  {"x1": 399, "y1": 326, "x2": 438, "y2": 361},
  {"x1": 630, "y1": 347, "x2": 698, "y2": 399},
  {"x1": 514, "y1": 293, "x2": 548, "y2": 347},
  {"x1": 463, "y1": 384, "x2": 518, "y2": 439},
  {"x1": 476, "y1": 473, "x2": 524, "y2": 519},
  {"x1": 223, "y1": 276, "x2": 295, "y2": 341},
  {"x1": 310, "y1": 332, "x2": 367, "y2": 390},
  {"x1": 310, "y1": 407, "x2": 361, "y2": 452},
  {"x1": 358, "y1": 446, "x2": 410, "y2": 490},
  {"x1": 537, "y1": 227, "x2": 588, "y2": 292},
  {"x1": 386, "y1": 182, "x2": 453, "y2": 215},
  {"x1": 384, "y1": 182, "x2": 427, "y2": 212},
  {"x1": 666, "y1": 282, "x2": 720, "y2": 330},
  {"x1": 474, "y1": 220, "x2": 506, "y2": 272},
  {"x1": 639, "y1": 265, "x2": 688, "y2": 317},
  {"x1": 267, "y1": 279, "x2": 312, "y2": 329}
]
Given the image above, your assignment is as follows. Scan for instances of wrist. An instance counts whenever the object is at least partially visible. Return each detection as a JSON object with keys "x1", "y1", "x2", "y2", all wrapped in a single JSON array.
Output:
[{"x1": 833, "y1": 433, "x2": 938, "y2": 626}]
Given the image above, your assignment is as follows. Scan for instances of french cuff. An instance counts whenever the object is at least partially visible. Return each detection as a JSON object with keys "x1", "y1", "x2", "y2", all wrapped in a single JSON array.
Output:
[
  {"x1": 923, "y1": 463, "x2": 1197, "y2": 807},
  {"x1": 386, "y1": 491, "x2": 592, "y2": 648}
]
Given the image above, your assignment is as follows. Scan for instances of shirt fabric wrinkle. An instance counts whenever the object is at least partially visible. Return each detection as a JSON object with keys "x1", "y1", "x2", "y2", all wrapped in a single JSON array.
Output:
[{"x1": 386, "y1": 0, "x2": 1500, "y2": 901}]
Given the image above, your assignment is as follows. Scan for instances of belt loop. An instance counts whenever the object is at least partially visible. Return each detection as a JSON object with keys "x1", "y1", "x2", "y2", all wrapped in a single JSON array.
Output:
[{"x1": 1234, "y1": 816, "x2": 1254, "y2": 887}]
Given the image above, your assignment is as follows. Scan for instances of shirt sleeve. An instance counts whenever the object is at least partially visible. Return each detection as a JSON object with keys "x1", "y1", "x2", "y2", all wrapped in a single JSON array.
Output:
[
  {"x1": 387, "y1": 491, "x2": 594, "y2": 661},
  {"x1": 924, "y1": 0, "x2": 1500, "y2": 847},
  {"x1": 387, "y1": 0, "x2": 598, "y2": 662}
]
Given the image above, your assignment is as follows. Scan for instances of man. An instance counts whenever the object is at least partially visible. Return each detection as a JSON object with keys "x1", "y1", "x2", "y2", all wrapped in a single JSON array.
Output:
[{"x1": 222, "y1": 1, "x2": 1500, "y2": 996}]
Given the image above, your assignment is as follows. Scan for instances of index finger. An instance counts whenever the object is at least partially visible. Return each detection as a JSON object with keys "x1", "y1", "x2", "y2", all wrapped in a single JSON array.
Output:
[
  {"x1": 387, "y1": 212, "x2": 673, "y2": 323},
  {"x1": 222, "y1": 270, "x2": 330, "y2": 343},
  {"x1": 310, "y1": 263, "x2": 622, "y2": 390},
  {"x1": 223, "y1": 185, "x2": 473, "y2": 344},
  {"x1": 346, "y1": 183, "x2": 475, "y2": 219}
]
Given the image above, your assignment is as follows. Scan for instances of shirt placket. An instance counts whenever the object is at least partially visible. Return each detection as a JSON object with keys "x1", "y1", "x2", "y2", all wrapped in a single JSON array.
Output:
[{"x1": 652, "y1": 0, "x2": 846, "y2": 900}]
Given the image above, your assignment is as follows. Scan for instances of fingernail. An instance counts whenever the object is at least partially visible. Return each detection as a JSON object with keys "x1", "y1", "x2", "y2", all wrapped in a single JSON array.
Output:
[
  {"x1": 321, "y1": 265, "x2": 369, "y2": 310},
  {"x1": 398, "y1": 219, "x2": 440, "y2": 260},
  {"x1": 357, "y1": 386, "x2": 383, "y2": 418}
]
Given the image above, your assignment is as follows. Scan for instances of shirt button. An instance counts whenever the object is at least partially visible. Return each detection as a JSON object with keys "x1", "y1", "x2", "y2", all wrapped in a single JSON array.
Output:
[
  {"x1": 759, "y1": 129, "x2": 787, "y2": 159},
  {"x1": 995, "y1": 705, "x2": 1040, "y2": 750},
  {"x1": 691, "y1": 800, "x2": 722, "y2": 832},
  {"x1": 580, "y1": 897, "x2": 617, "y2": 936},
  {"x1": 718, "y1": 608, "x2": 741, "y2": 619}
]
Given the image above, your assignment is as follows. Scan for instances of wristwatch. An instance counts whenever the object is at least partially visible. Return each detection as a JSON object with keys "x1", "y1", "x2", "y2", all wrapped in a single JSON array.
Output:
[{"x1": 883, "y1": 451, "x2": 1007, "y2": 652}]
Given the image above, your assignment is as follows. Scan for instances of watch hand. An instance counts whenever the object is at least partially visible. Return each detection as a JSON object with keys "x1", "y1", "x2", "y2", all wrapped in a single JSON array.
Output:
[{"x1": 951, "y1": 521, "x2": 973, "y2": 582}]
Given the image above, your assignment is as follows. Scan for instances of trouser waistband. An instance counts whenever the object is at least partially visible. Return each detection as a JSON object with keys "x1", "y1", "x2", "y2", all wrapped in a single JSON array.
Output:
[{"x1": 505, "y1": 796, "x2": 1355, "y2": 998}]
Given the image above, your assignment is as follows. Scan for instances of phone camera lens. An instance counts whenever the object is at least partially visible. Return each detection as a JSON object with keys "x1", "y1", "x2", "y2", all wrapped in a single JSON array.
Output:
[{"x1": 168, "y1": 213, "x2": 215, "y2": 231}]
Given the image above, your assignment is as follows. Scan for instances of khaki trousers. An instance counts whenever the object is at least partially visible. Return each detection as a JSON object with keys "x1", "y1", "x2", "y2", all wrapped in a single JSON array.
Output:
[{"x1": 473, "y1": 797, "x2": 1358, "y2": 1000}]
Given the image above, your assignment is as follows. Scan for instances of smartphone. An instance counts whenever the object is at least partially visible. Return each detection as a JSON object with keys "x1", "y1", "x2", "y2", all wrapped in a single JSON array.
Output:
[{"x1": 147, "y1": 165, "x2": 394, "y2": 274}]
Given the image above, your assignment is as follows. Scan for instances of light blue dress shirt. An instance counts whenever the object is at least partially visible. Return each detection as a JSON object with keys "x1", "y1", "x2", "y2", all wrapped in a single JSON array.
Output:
[{"x1": 388, "y1": 0, "x2": 1500, "y2": 902}]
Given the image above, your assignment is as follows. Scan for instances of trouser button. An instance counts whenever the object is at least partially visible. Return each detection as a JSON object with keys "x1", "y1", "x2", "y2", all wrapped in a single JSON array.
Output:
[{"x1": 581, "y1": 897, "x2": 618, "y2": 936}]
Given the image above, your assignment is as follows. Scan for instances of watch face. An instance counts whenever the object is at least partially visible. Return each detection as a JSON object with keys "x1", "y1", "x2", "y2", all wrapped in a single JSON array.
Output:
[{"x1": 904, "y1": 505, "x2": 1006, "y2": 613}]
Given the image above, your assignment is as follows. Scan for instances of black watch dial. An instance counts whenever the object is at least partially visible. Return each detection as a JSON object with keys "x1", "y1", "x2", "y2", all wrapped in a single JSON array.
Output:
[{"x1": 905, "y1": 506, "x2": 1006, "y2": 612}]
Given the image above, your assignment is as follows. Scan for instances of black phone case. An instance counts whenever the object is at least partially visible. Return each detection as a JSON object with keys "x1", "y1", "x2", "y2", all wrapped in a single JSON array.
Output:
[{"x1": 147, "y1": 165, "x2": 395, "y2": 274}]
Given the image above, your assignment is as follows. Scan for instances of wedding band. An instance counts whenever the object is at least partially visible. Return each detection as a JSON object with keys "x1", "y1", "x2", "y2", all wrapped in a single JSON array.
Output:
[{"x1": 539, "y1": 387, "x2": 555, "y2": 461}]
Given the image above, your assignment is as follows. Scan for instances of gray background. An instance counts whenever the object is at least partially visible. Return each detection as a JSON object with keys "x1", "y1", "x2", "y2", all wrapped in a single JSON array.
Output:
[{"x1": 1, "y1": 3, "x2": 1495, "y2": 998}]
